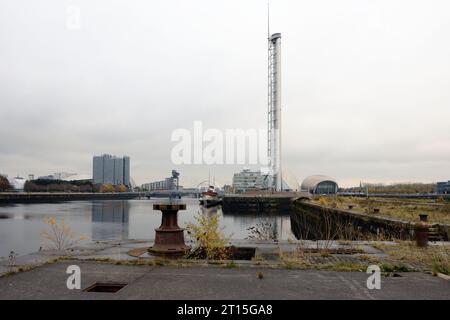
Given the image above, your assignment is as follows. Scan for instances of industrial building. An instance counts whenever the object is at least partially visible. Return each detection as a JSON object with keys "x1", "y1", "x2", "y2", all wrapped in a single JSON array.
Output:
[
  {"x1": 93, "y1": 154, "x2": 130, "y2": 187},
  {"x1": 38, "y1": 172, "x2": 76, "y2": 180},
  {"x1": 232, "y1": 169, "x2": 263, "y2": 193},
  {"x1": 437, "y1": 181, "x2": 450, "y2": 194},
  {"x1": 142, "y1": 170, "x2": 180, "y2": 191},
  {"x1": 37, "y1": 172, "x2": 91, "y2": 182},
  {"x1": 301, "y1": 175, "x2": 338, "y2": 195}
]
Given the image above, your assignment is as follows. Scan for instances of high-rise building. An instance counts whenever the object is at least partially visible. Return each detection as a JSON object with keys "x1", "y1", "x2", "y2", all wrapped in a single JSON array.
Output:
[{"x1": 93, "y1": 154, "x2": 130, "y2": 186}]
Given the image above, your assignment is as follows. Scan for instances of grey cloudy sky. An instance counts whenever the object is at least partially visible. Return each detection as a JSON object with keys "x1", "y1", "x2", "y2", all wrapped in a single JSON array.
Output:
[{"x1": 0, "y1": 0, "x2": 449, "y2": 187}]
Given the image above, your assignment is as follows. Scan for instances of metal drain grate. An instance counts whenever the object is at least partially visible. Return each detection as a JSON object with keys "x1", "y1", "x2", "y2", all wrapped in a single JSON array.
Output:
[
  {"x1": 231, "y1": 247, "x2": 256, "y2": 260},
  {"x1": 83, "y1": 282, "x2": 127, "y2": 293}
]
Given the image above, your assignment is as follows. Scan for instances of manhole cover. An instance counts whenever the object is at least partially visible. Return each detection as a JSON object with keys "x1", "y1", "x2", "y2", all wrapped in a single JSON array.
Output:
[{"x1": 84, "y1": 282, "x2": 127, "y2": 293}]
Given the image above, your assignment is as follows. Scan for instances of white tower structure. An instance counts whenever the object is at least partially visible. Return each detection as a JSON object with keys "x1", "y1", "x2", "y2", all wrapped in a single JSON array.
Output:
[{"x1": 267, "y1": 32, "x2": 282, "y2": 191}]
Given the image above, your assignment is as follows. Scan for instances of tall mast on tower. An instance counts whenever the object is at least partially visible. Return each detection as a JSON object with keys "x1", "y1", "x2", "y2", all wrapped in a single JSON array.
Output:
[{"x1": 267, "y1": 2, "x2": 282, "y2": 191}]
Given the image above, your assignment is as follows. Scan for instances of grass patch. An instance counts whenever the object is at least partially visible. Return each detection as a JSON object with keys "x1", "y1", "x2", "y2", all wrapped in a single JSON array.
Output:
[
  {"x1": 224, "y1": 261, "x2": 237, "y2": 269},
  {"x1": 432, "y1": 262, "x2": 450, "y2": 276},
  {"x1": 312, "y1": 196, "x2": 450, "y2": 224},
  {"x1": 278, "y1": 249, "x2": 312, "y2": 269},
  {"x1": 374, "y1": 241, "x2": 450, "y2": 273},
  {"x1": 380, "y1": 262, "x2": 414, "y2": 273},
  {"x1": 0, "y1": 264, "x2": 37, "y2": 278},
  {"x1": 319, "y1": 262, "x2": 369, "y2": 272}
]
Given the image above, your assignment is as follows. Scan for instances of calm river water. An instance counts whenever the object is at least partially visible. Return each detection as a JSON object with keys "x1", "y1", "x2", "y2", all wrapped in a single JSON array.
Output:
[{"x1": 0, "y1": 198, "x2": 294, "y2": 258}]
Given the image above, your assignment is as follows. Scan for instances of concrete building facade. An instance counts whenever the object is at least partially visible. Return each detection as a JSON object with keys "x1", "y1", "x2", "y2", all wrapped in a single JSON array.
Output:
[
  {"x1": 142, "y1": 170, "x2": 180, "y2": 191},
  {"x1": 232, "y1": 169, "x2": 263, "y2": 193},
  {"x1": 437, "y1": 181, "x2": 450, "y2": 194},
  {"x1": 93, "y1": 154, "x2": 130, "y2": 186}
]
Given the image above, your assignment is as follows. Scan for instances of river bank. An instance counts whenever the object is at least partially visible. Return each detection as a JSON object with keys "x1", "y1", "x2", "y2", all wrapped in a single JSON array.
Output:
[{"x1": 0, "y1": 192, "x2": 138, "y2": 203}]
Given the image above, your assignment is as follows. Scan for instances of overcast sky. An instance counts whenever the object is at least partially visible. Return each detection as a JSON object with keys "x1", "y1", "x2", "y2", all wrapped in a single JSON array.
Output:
[{"x1": 1, "y1": 0, "x2": 449, "y2": 188}]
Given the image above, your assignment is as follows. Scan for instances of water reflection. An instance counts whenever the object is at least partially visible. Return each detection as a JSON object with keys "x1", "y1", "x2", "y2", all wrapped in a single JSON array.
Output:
[
  {"x1": 0, "y1": 199, "x2": 301, "y2": 258},
  {"x1": 91, "y1": 200, "x2": 129, "y2": 240},
  {"x1": 199, "y1": 205, "x2": 219, "y2": 218},
  {"x1": 222, "y1": 209, "x2": 294, "y2": 241}
]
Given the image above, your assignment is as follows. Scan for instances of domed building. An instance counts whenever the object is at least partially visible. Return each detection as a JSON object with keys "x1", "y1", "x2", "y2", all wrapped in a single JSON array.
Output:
[{"x1": 301, "y1": 175, "x2": 338, "y2": 195}]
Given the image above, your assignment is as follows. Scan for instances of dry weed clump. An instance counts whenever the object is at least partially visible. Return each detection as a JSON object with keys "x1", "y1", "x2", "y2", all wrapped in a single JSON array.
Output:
[{"x1": 41, "y1": 217, "x2": 86, "y2": 251}]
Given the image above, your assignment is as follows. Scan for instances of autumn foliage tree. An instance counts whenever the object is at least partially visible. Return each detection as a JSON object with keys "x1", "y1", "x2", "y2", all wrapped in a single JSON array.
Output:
[
  {"x1": 24, "y1": 179, "x2": 93, "y2": 192},
  {"x1": 115, "y1": 184, "x2": 128, "y2": 192},
  {"x1": 0, "y1": 176, "x2": 13, "y2": 192},
  {"x1": 100, "y1": 184, "x2": 115, "y2": 193}
]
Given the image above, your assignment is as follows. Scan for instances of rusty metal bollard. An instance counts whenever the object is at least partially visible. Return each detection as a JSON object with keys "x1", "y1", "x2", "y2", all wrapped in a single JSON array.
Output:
[
  {"x1": 414, "y1": 214, "x2": 429, "y2": 247},
  {"x1": 148, "y1": 203, "x2": 188, "y2": 256}
]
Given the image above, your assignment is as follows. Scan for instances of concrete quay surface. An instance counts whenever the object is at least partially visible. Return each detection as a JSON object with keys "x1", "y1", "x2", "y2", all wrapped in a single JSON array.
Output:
[
  {"x1": 0, "y1": 240, "x2": 448, "y2": 300},
  {"x1": 0, "y1": 261, "x2": 449, "y2": 300}
]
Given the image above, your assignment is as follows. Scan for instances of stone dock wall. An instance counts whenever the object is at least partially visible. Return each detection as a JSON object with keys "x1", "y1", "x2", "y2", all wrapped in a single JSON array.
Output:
[
  {"x1": 222, "y1": 195, "x2": 449, "y2": 241},
  {"x1": 293, "y1": 201, "x2": 449, "y2": 241}
]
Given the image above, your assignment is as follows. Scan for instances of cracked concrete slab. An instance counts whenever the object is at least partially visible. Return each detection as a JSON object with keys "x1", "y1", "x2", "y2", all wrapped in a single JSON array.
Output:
[{"x1": 0, "y1": 261, "x2": 448, "y2": 300}]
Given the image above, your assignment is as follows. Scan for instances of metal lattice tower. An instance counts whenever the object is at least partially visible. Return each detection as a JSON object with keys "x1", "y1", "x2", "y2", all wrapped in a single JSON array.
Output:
[{"x1": 267, "y1": 32, "x2": 282, "y2": 191}]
